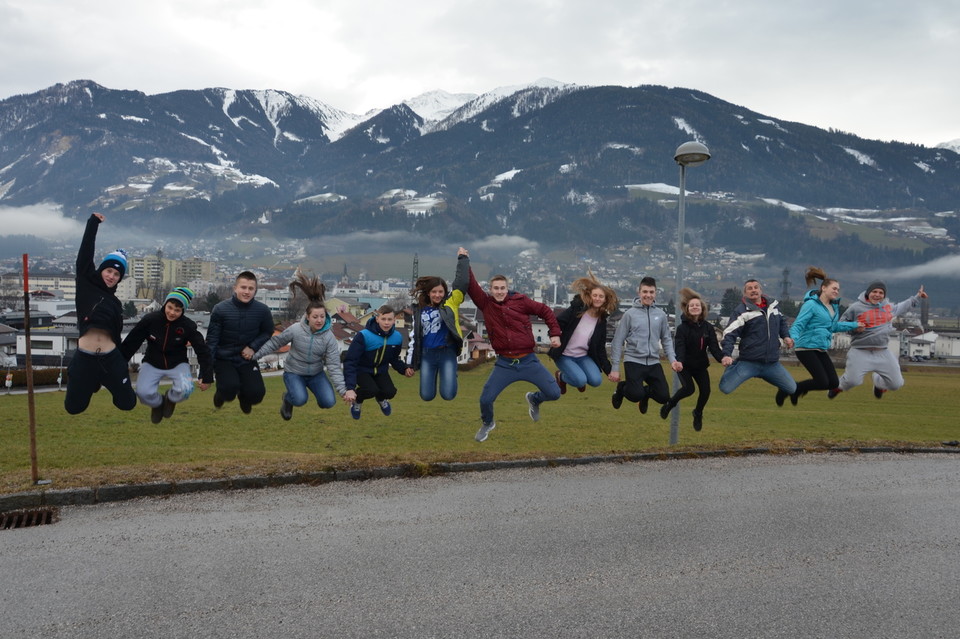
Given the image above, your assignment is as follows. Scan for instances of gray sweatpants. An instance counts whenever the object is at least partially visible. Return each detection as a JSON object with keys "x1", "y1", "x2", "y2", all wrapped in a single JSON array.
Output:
[
  {"x1": 135, "y1": 362, "x2": 195, "y2": 408},
  {"x1": 838, "y1": 347, "x2": 904, "y2": 392}
]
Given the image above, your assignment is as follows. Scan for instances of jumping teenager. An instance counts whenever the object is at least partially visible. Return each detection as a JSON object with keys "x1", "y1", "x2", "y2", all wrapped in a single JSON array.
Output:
[
  {"x1": 830, "y1": 280, "x2": 927, "y2": 400},
  {"x1": 407, "y1": 247, "x2": 470, "y2": 401},
  {"x1": 342, "y1": 305, "x2": 414, "y2": 420},
  {"x1": 206, "y1": 270, "x2": 274, "y2": 414},
  {"x1": 659, "y1": 288, "x2": 723, "y2": 431},
  {"x1": 253, "y1": 269, "x2": 354, "y2": 420},
  {"x1": 548, "y1": 272, "x2": 618, "y2": 395},
  {"x1": 467, "y1": 266, "x2": 561, "y2": 443},
  {"x1": 64, "y1": 212, "x2": 137, "y2": 414},
  {"x1": 121, "y1": 287, "x2": 214, "y2": 423},
  {"x1": 788, "y1": 267, "x2": 862, "y2": 405}
]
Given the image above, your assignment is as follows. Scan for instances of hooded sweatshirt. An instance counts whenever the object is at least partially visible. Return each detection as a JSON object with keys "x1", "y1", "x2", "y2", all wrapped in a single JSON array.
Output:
[
  {"x1": 610, "y1": 299, "x2": 676, "y2": 366},
  {"x1": 840, "y1": 290, "x2": 920, "y2": 349}
]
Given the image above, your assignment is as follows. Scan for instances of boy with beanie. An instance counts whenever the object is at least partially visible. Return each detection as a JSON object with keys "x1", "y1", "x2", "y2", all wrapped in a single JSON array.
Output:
[
  {"x1": 829, "y1": 281, "x2": 928, "y2": 400},
  {"x1": 122, "y1": 286, "x2": 214, "y2": 423},
  {"x1": 65, "y1": 212, "x2": 137, "y2": 414}
]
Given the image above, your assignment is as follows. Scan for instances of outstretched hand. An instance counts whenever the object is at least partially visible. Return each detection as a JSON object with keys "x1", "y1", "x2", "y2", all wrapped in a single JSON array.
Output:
[
  {"x1": 917, "y1": 285, "x2": 928, "y2": 299},
  {"x1": 92, "y1": 212, "x2": 105, "y2": 223},
  {"x1": 457, "y1": 246, "x2": 469, "y2": 257}
]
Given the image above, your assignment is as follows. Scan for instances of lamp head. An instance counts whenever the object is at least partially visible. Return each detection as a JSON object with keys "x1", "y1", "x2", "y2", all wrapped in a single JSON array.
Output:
[{"x1": 674, "y1": 141, "x2": 711, "y2": 167}]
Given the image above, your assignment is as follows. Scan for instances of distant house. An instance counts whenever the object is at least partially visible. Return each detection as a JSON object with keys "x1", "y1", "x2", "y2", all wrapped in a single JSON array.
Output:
[{"x1": 934, "y1": 330, "x2": 960, "y2": 360}]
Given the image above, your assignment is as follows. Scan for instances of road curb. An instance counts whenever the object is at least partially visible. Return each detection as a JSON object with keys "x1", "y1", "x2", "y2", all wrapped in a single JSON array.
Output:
[{"x1": 2, "y1": 446, "x2": 958, "y2": 513}]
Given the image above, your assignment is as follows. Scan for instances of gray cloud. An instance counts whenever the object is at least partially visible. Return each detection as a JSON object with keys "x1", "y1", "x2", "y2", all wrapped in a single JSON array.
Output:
[{"x1": 0, "y1": 204, "x2": 84, "y2": 239}]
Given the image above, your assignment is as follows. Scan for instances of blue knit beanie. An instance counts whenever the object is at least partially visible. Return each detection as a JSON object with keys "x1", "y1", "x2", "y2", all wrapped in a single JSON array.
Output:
[
  {"x1": 99, "y1": 249, "x2": 128, "y2": 280},
  {"x1": 164, "y1": 286, "x2": 195, "y2": 309}
]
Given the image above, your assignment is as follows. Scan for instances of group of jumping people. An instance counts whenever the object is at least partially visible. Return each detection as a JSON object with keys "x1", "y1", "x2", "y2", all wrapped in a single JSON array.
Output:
[{"x1": 68, "y1": 213, "x2": 929, "y2": 440}]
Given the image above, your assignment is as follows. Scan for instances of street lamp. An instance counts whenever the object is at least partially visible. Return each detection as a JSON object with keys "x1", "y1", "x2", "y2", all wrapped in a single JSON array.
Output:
[{"x1": 669, "y1": 141, "x2": 711, "y2": 445}]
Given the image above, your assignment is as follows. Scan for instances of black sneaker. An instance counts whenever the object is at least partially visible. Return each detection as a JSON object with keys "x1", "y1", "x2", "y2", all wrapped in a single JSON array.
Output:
[
  {"x1": 150, "y1": 403, "x2": 164, "y2": 424},
  {"x1": 638, "y1": 396, "x2": 649, "y2": 414},
  {"x1": 790, "y1": 390, "x2": 801, "y2": 406},
  {"x1": 611, "y1": 392, "x2": 623, "y2": 410},
  {"x1": 827, "y1": 388, "x2": 841, "y2": 399},
  {"x1": 873, "y1": 386, "x2": 885, "y2": 399},
  {"x1": 280, "y1": 397, "x2": 293, "y2": 421},
  {"x1": 239, "y1": 397, "x2": 252, "y2": 414},
  {"x1": 775, "y1": 389, "x2": 787, "y2": 407},
  {"x1": 659, "y1": 402, "x2": 672, "y2": 420},
  {"x1": 692, "y1": 410, "x2": 703, "y2": 432},
  {"x1": 162, "y1": 392, "x2": 176, "y2": 419},
  {"x1": 213, "y1": 391, "x2": 224, "y2": 408}
]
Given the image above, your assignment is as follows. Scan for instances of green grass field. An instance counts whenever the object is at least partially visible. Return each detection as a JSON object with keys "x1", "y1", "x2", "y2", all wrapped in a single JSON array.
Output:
[{"x1": 1, "y1": 358, "x2": 957, "y2": 494}]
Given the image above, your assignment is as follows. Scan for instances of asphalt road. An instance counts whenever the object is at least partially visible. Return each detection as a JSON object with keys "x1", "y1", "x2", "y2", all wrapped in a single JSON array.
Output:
[{"x1": 3, "y1": 452, "x2": 959, "y2": 639}]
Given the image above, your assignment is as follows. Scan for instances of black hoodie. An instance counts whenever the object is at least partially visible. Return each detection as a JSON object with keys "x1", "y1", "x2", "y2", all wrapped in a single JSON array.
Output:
[{"x1": 75, "y1": 215, "x2": 124, "y2": 347}]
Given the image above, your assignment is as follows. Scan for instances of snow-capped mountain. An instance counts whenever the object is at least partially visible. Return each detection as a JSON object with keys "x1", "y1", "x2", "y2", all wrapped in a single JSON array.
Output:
[
  {"x1": 0, "y1": 78, "x2": 957, "y2": 276},
  {"x1": 936, "y1": 138, "x2": 960, "y2": 155},
  {"x1": 402, "y1": 89, "x2": 477, "y2": 125}
]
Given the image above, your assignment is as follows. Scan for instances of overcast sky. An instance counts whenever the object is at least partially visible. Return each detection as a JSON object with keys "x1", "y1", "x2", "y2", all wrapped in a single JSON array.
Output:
[{"x1": 0, "y1": 0, "x2": 956, "y2": 147}]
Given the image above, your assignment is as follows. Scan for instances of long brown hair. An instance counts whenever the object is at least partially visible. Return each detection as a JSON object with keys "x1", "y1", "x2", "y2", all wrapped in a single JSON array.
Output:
[
  {"x1": 680, "y1": 287, "x2": 708, "y2": 322},
  {"x1": 804, "y1": 266, "x2": 837, "y2": 294},
  {"x1": 412, "y1": 276, "x2": 448, "y2": 307},
  {"x1": 289, "y1": 268, "x2": 326, "y2": 314},
  {"x1": 571, "y1": 271, "x2": 619, "y2": 318}
]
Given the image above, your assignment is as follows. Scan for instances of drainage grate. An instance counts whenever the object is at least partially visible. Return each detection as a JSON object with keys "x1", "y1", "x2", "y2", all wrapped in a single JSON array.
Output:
[{"x1": 0, "y1": 506, "x2": 60, "y2": 530}]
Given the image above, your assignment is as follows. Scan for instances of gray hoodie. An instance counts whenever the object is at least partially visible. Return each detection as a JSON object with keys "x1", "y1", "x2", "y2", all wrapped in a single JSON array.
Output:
[
  {"x1": 840, "y1": 291, "x2": 920, "y2": 349},
  {"x1": 253, "y1": 315, "x2": 346, "y2": 395},
  {"x1": 610, "y1": 299, "x2": 676, "y2": 366}
]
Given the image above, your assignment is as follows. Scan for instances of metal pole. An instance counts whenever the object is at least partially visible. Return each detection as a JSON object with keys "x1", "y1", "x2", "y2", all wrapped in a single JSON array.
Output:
[
  {"x1": 23, "y1": 253, "x2": 40, "y2": 483},
  {"x1": 669, "y1": 166, "x2": 686, "y2": 445}
]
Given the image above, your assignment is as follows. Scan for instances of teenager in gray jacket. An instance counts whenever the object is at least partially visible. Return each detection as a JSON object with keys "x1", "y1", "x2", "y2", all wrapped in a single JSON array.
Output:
[
  {"x1": 253, "y1": 270, "x2": 354, "y2": 420},
  {"x1": 830, "y1": 280, "x2": 927, "y2": 400},
  {"x1": 609, "y1": 277, "x2": 680, "y2": 415}
]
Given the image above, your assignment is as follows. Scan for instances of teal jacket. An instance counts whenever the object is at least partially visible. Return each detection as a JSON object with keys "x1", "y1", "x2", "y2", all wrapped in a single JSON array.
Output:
[{"x1": 789, "y1": 289, "x2": 860, "y2": 350}]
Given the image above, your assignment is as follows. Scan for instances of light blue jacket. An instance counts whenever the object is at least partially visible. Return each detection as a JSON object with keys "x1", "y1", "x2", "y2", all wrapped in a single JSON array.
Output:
[{"x1": 789, "y1": 289, "x2": 860, "y2": 350}]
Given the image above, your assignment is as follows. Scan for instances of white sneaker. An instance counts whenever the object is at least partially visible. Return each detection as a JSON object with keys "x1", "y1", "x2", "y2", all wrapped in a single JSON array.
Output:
[
  {"x1": 475, "y1": 421, "x2": 496, "y2": 442},
  {"x1": 526, "y1": 392, "x2": 540, "y2": 422}
]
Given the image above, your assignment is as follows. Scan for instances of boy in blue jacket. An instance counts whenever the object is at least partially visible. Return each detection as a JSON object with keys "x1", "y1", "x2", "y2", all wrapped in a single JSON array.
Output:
[{"x1": 343, "y1": 305, "x2": 414, "y2": 419}]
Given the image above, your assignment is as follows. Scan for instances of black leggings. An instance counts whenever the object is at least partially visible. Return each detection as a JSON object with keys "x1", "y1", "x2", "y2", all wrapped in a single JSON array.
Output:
[
  {"x1": 355, "y1": 372, "x2": 397, "y2": 403},
  {"x1": 64, "y1": 348, "x2": 137, "y2": 414},
  {"x1": 795, "y1": 350, "x2": 839, "y2": 395},
  {"x1": 666, "y1": 366, "x2": 712, "y2": 413},
  {"x1": 214, "y1": 360, "x2": 266, "y2": 405},
  {"x1": 618, "y1": 361, "x2": 670, "y2": 405}
]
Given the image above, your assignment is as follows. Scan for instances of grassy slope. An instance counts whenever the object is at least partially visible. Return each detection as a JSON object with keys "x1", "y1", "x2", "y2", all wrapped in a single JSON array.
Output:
[{"x1": 1, "y1": 358, "x2": 957, "y2": 494}]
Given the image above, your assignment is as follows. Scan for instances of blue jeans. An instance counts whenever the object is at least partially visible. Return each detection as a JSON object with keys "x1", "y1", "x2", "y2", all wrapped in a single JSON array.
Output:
[
  {"x1": 555, "y1": 355, "x2": 603, "y2": 389},
  {"x1": 283, "y1": 371, "x2": 337, "y2": 409},
  {"x1": 479, "y1": 354, "x2": 561, "y2": 424},
  {"x1": 718, "y1": 359, "x2": 797, "y2": 395},
  {"x1": 420, "y1": 345, "x2": 459, "y2": 401}
]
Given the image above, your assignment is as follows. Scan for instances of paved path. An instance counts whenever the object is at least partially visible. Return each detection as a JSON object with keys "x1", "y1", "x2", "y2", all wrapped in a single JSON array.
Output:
[{"x1": 3, "y1": 452, "x2": 959, "y2": 638}]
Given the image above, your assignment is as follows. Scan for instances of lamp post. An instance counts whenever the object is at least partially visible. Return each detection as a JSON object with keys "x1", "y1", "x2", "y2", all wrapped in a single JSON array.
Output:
[{"x1": 669, "y1": 141, "x2": 711, "y2": 445}]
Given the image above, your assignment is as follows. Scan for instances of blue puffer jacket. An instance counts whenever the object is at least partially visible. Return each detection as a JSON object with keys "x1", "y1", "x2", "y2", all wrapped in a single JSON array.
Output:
[
  {"x1": 789, "y1": 289, "x2": 860, "y2": 351},
  {"x1": 343, "y1": 316, "x2": 409, "y2": 390}
]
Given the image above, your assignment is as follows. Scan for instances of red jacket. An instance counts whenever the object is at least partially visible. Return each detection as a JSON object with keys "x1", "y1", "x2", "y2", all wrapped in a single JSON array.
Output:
[{"x1": 468, "y1": 268, "x2": 560, "y2": 357}]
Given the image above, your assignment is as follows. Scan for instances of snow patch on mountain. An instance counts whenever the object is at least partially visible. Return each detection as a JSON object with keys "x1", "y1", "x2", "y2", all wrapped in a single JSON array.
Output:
[
  {"x1": 403, "y1": 89, "x2": 477, "y2": 122},
  {"x1": 840, "y1": 147, "x2": 877, "y2": 167}
]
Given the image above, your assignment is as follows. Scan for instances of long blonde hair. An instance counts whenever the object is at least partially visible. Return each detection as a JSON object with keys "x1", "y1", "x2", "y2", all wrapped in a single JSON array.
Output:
[{"x1": 571, "y1": 271, "x2": 619, "y2": 317}]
